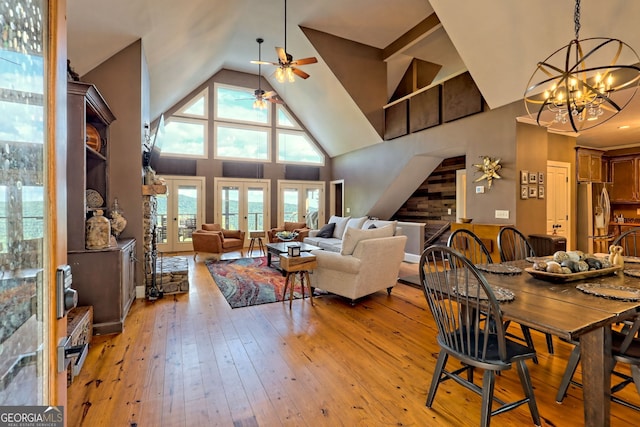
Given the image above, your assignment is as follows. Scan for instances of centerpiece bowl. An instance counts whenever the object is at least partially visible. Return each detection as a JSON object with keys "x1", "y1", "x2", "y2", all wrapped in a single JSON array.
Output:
[{"x1": 275, "y1": 231, "x2": 299, "y2": 242}]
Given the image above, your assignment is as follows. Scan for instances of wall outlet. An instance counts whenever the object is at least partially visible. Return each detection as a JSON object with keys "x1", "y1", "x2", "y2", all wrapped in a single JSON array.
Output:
[
  {"x1": 495, "y1": 209, "x2": 510, "y2": 219},
  {"x1": 448, "y1": 208, "x2": 452, "y2": 215},
  {"x1": 346, "y1": 207, "x2": 350, "y2": 213},
  {"x1": 475, "y1": 186, "x2": 485, "y2": 194}
]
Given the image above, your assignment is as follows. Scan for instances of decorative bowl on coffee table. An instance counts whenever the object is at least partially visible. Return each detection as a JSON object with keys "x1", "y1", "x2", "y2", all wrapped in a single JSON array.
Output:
[{"x1": 276, "y1": 231, "x2": 298, "y2": 242}]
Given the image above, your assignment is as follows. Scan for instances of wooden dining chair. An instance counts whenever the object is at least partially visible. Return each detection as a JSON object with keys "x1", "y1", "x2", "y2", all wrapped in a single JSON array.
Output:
[
  {"x1": 613, "y1": 227, "x2": 640, "y2": 257},
  {"x1": 497, "y1": 226, "x2": 555, "y2": 355},
  {"x1": 447, "y1": 228, "x2": 538, "y2": 364},
  {"x1": 556, "y1": 316, "x2": 640, "y2": 411},
  {"x1": 447, "y1": 228, "x2": 493, "y2": 265},
  {"x1": 419, "y1": 245, "x2": 541, "y2": 427}
]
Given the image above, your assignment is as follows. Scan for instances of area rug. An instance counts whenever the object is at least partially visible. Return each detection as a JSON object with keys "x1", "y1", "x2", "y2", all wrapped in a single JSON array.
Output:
[{"x1": 205, "y1": 256, "x2": 306, "y2": 308}]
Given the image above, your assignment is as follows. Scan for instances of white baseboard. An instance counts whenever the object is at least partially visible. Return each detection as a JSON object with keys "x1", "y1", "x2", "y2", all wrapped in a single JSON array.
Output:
[{"x1": 136, "y1": 285, "x2": 146, "y2": 299}]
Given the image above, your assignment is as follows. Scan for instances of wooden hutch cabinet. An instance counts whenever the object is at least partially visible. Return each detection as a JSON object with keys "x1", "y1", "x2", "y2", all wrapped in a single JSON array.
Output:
[{"x1": 67, "y1": 81, "x2": 136, "y2": 334}]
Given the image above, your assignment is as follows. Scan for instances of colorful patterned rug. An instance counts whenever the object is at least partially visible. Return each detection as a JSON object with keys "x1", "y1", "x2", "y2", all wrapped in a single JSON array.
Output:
[{"x1": 205, "y1": 256, "x2": 306, "y2": 308}]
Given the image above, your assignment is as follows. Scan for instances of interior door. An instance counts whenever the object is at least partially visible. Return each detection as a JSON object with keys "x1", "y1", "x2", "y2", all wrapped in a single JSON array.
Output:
[
  {"x1": 0, "y1": 0, "x2": 65, "y2": 408},
  {"x1": 214, "y1": 178, "x2": 270, "y2": 244},
  {"x1": 277, "y1": 180, "x2": 325, "y2": 228},
  {"x1": 156, "y1": 177, "x2": 205, "y2": 253},
  {"x1": 547, "y1": 162, "x2": 571, "y2": 248}
]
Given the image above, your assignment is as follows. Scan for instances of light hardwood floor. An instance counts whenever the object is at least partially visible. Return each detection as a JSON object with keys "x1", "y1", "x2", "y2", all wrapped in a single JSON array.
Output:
[{"x1": 67, "y1": 251, "x2": 639, "y2": 426}]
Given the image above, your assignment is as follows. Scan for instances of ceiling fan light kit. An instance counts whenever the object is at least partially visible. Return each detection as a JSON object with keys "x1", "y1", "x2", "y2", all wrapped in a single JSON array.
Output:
[{"x1": 524, "y1": 0, "x2": 640, "y2": 133}]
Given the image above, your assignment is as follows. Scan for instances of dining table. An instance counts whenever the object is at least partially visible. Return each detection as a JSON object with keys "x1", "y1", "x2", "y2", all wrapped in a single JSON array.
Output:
[{"x1": 480, "y1": 258, "x2": 640, "y2": 427}]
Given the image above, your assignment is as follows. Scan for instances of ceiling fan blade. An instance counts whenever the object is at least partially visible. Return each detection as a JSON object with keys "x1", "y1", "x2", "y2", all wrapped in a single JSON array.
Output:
[
  {"x1": 292, "y1": 67, "x2": 310, "y2": 79},
  {"x1": 291, "y1": 57, "x2": 317, "y2": 66},
  {"x1": 269, "y1": 97, "x2": 285, "y2": 105},
  {"x1": 275, "y1": 47, "x2": 288, "y2": 63},
  {"x1": 251, "y1": 60, "x2": 278, "y2": 66},
  {"x1": 263, "y1": 91, "x2": 277, "y2": 99}
]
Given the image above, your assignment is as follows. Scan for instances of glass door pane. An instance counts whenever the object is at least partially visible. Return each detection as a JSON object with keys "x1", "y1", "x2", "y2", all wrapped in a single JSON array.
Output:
[
  {"x1": 247, "y1": 186, "x2": 265, "y2": 232},
  {"x1": 175, "y1": 184, "x2": 198, "y2": 250},
  {"x1": 0, "y1": 0, "x2": 48, "y2": 405},
  {"x1": 282, "y1": 188, "x2": 299, "y2": 222},
  {"x1": 221, "y1": 185, "x2": 240, "y2": 230},
  {"x1": 305, "y1": 188, "x2": 320, "y2": 229},
  {"x1": 156, "y1": 194, "x2": 168, "y2": 245}
]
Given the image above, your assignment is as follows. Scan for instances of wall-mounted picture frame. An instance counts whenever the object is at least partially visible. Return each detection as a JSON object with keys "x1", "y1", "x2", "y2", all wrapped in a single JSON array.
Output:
[
  {"x1": 521, "y1": 185, "x2": 528, "y2": 199},
  {"x1": 529, "y1": 172, "x2": 538, "y2": 184},
  {"x1": 521, "y1": 170, "x2": 529, "y2": 185},
  {"x1": 538, "y1": 172, "x2": 544, "y2": 185},
  {"x1": 538, "y1": 185, "x2": 545, "y2": 199},
  {"x1": 529, "y1": 186, "x2": 538, "y2": 198}
]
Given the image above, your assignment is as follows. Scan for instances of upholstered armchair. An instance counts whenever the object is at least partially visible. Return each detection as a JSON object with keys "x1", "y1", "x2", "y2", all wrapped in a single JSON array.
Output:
[
  {"x1": 267, "y1": 221, "x2": 310, "y2": 243},
  {"x1": 192, "y1": 223, "x2": 245, "y2": 260}
]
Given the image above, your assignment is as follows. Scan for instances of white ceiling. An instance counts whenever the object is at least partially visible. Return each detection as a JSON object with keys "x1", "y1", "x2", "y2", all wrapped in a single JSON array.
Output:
[{"x1": 67, "y1": 0, "x2": 640, "y2": 157}]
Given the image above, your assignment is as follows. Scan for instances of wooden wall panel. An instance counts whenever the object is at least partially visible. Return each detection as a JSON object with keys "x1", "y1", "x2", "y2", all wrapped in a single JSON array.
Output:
[
  {"x1": 410, "y1": 86, "x2": 441, "y2": 132},
  {"x1": 442, "y1": 72, "x2": 484, "y2": 123},
  {"x1": 384, "y1": 100, "x2": 408, "y2": 140}
]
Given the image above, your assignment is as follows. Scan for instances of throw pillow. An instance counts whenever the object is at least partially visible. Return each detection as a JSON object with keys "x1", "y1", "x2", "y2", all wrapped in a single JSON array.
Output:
[
  {"x1": 342, "y1": 216, "x2": 368, "y2": 238},
  {"x1": 328, "y1": 215, "x2": 351, "y2": 239},
  {"x1": 340, "y1": 225, "x2": 394, "y2": 255},
  {"x1": 316, "y1": 222, "x2": 335, "y2": 238},
  {"x1": 362, "y1": 219, "x2": 397, "y2": 235}
]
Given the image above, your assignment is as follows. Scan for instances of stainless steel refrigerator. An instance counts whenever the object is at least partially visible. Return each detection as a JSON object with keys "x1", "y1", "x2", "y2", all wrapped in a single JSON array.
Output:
[{"x1": 576, "y1": 182, "x2": 611, "y2": 254}]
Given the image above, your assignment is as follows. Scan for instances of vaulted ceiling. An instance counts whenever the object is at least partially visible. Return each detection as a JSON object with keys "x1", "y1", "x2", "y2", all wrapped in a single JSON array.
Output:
[{"x1": 67, "y1": 0, "x2": 640, "y2": 157}]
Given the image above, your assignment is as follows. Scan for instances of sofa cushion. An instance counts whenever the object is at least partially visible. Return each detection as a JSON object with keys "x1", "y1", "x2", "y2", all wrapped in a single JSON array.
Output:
[
  {"x1": 316, "y1": 222, "x2": 335, "y2": 238},
  {"x1": 340, "y1": 225, "x2": 395, "y2": 255},
  {"x1": 343, "y1": 216, "x2": 367, "y2": 237},
  {"x1": 362, "y1": 219, "x2": 398, "y2": 235},
  {"x1": 328, "y1": 215, "x2": 351, "y2": 239}
]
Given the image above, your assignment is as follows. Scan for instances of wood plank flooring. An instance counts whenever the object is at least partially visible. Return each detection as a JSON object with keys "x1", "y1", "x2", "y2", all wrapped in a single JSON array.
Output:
[{"x1": 67, "y1": 252, "x2": 640, "y2": 426}]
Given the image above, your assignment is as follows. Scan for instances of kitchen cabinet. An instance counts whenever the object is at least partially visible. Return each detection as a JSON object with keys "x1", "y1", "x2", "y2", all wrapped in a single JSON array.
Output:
[
  {"x1": 609, "y1": 156, "x2": 639, "y2": 202},
  {"x1": 68, "y1": 239, "x2": 136, "y2": 335},
  {"x1": 576, "y1": 148, "x2": 604, "y2": 182}
]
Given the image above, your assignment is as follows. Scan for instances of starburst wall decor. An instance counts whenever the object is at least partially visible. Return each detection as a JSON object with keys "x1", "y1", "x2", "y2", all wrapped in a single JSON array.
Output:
[{"x1": 473, "y1": 156, "x2": 502, "y2": 189}]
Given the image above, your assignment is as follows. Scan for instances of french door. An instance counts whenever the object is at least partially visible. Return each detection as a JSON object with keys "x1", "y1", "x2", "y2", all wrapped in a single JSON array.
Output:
[
  {"x1": 277, "y1": 180, "x2": 325, "y2": 229},
  {"x1": 0, "y1": 0, "x2": 66, "y2": 408},
  {"x1": 214, "y1": 178, "x2": 270, "y2": 244},
  {"x1": 156, "y1": 177, "x2": 205, "y2": 252}
]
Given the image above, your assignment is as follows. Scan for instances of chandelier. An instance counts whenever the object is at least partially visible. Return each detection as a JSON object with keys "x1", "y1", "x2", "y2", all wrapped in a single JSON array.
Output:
[{"x1": 524, "y1": 0, "x2": 640, "y2": 133}]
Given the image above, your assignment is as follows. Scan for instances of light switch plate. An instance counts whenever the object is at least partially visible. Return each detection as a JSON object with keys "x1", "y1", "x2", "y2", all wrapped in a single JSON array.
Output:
[
  {"x1": 475, "y1": 186, "x2": 485, "y2": 194},
  {"x1": 495, "y1": 209, "x2": 510, "y2": 219}
]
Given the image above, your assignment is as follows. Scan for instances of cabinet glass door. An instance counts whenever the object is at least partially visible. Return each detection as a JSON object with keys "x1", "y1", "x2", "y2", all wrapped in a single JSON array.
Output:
[{"x1": 0, "y1": 0, "x2": 52, "y2": 405}]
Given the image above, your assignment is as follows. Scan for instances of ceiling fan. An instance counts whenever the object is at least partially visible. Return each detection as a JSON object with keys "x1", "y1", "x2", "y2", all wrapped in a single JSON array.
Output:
[
  {"x1": 240, "y1": 38, "x2": 283, "y2": 109},
  {"x1": 250, "y1": 0, "x2": 317, "y2": 82}
]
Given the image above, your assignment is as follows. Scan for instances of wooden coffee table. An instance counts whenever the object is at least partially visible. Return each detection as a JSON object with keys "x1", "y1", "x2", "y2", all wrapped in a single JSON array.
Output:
[{"x1": 265, "y1": 241, "x2": 321, "y2": 269}]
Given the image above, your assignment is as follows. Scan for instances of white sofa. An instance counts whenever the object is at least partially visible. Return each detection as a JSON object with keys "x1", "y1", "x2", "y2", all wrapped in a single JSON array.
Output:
[
  {"x1": 309, "y1": 228, "x2": 407, "y2": 304},
  {"x1": 304, "y1": 216, "x2": 402, "y2": 252}
]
